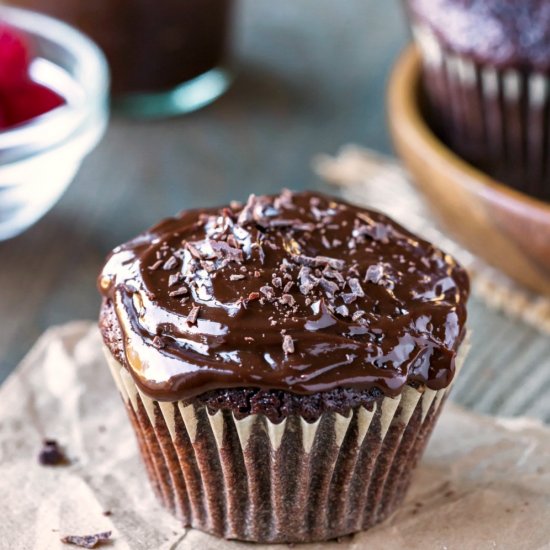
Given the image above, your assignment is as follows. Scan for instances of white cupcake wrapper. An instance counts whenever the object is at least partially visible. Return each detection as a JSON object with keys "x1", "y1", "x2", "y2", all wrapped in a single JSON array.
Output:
[
  {"x1": 104, "y1": 339, "x2": 469, "y2": 543},
  {"x1": 412, "y1": 23, "x2": 550, "y2": 199}
]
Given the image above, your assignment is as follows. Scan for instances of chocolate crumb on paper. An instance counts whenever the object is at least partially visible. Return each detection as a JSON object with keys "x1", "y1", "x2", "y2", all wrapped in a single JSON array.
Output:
[
  {"x1": 60, "y1": 531, "x2": 112, "y2": 548},
  {"x1": 38, "y1": 439, "x2": 69, "y2": 466}
]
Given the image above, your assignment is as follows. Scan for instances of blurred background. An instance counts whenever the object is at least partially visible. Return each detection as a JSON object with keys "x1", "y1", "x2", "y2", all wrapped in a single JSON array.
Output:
[{"x1": 0, "y1": 0, "x2": 409, "y2": 379}]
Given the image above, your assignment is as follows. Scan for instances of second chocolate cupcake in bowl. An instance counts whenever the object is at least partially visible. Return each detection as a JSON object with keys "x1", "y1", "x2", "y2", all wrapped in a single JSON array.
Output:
[
  {"x1": 98, "y1": 190, "x2": 469, "y2": 543},
  {"x1": 405, "y1": 0, "x2": 550, "y2": 201}
]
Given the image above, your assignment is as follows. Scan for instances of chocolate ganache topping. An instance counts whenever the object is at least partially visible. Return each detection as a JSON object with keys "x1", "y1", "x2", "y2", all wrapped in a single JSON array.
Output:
[{"x1": 98, "y1": 191, "x2": 469, "y2": 402}]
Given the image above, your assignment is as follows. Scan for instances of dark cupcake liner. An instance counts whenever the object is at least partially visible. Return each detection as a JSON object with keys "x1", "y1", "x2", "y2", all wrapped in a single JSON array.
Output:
[
  {"x1": 411, "y1": 23, "x2": 550, "y2": 201},
  {"x1": 105, "y1": 345, "x2": 467, "y2": 543}
]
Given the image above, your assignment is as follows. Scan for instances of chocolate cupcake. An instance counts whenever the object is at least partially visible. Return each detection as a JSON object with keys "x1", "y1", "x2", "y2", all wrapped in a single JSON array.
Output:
[
  {"x1": 98, "y1": 190, "x2": 470, "y2": 543},
  {"x1": 405, "y1": 0, "x2": 550, "y2": 201}
]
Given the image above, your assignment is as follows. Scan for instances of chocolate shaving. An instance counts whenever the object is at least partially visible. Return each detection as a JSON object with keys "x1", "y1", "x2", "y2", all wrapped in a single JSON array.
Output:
[
  {"x1": 293, "y1": 223, "x2": 316, "y2": 231},
  {"x1": 168, "y1": 273, "x2": 181, "y2": 287},
  {"x1": 365, "y1": 264, "x2": 384, "y2": 284},
  {"x1": 323, "y1": 266, "x2": 345, "y2": 284},
  {"x1": 283, "y1": 281, "x2": 294, "y2": 293},
  {"x1": 273, "y1": 188, "x2": 295, "y2": 210},
  {"x1": 253, "y1": 243, "x2": 266, "y2": 265},
  {"x1": 354, "y1": 222, "x2": 391, "y2": 243},
  {"x1": 186, "y1": 305, "x2": 201, "y2": 325},
  {"x1": 280, "y1": 294, "x2": 296, "y2": 306},
  {"x1": 268, "y1": 219, "x2": 311, "y2": 229},
  {"x1": 290, "y1": 254, "x2": 317, "y2": 267},
  {"x1": 260, "y1": 286, "x2": 275, "y2": 300},
  {"x1": 185, "y1": 242, "x2": 203, "y2": 260},
  {"x1": 237, "y1": 194, "x2": 257, "y2": 226},
  {"x1": 147, "y1": 259, "x2": 164, "y2": 271},
  {"x1": 292, "y1": 254, "x2": 345, "y2": 270},
  {"x1": 342, "y1": 292, "x2": 358, "y2": 304},
  {"x1": 335, "y1": 305, "x2": 350, "y2": 317},
  {"x1": 201, "y1": 260, "x2": 215, "y2": 273},
  {"x1": 210, "y1": 240, "x2": 244, "y2": 262},
  {"x1": 282, "y1": 334, "x2": 295, "y2": 354},
  {"x1": 38, "y1": 439, "x2": 68, "y2": 466},
  {"x1": 352, "y1": 310, "x2": 366, "y2": 321},
  {"x1": 162, "y1": 256, "x2": 178, "y2": 271},
  {"x1": 319, "y1": 278, "x2": 339, "y2": 296},
  {"x1": 226, "y1": 234, "x2": 239, "y2": 249},
  {"x1": 348, "y1": 278, "x2": 365, "y2": 297},
  {"x1": 169, "y1": 287, "x2": 188, "y2": 297},
  {"x1": 60, "y1": 531, "x2": 112, "y2": 548}
]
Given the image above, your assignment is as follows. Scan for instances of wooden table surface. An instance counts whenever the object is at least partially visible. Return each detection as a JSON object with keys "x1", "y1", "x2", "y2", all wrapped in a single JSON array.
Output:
[{"x1": 0, "y1": 0, "x2": 409, "y2": 380}]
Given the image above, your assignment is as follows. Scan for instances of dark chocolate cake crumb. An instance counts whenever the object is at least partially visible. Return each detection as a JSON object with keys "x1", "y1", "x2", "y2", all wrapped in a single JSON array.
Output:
[
  {"x1": 60, "y1": 531, "x2": 112, "y2": 548},
  {"x1": 192, "y1": 386, "x2": 383, "y2": 424},
  {"x1": 38, "y1": 439, "x2": 69, "y2": 466}
]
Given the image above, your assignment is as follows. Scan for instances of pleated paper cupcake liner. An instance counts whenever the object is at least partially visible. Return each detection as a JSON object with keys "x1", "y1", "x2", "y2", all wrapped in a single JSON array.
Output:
[
  {"x1": 104, "y1": 342, "x2": 468, "y2": 543},
  {"x1": 412, "y1": 23, "x2": 550, "y2": 201}
]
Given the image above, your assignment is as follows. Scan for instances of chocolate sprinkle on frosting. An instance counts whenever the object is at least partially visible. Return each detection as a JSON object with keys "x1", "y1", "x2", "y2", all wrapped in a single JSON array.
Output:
[
  {"x1": 282, "y1": 334, "x2": 295, "y2": 354},
  {"x1": 98, "y1": 191, "x2": 469, "y2": 402}
]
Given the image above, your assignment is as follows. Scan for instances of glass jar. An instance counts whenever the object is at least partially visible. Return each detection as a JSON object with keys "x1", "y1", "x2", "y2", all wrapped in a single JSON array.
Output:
[
  {"x1": 0, "y1": 6, "x2": 109, "y2": 240},
  {"x1": 8, "y1": 0, "x2": 234, "y2": 118}
]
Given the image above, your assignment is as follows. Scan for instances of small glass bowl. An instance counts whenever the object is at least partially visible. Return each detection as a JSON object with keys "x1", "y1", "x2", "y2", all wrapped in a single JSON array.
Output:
[{"x1": 0, "y1": 6, "x2": 109, "y2": 240}]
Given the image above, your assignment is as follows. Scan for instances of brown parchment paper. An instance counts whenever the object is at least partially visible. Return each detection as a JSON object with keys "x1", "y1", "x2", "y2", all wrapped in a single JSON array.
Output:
[{"x1": 1, "y1": 322, "x2": 549, "y2": 550}]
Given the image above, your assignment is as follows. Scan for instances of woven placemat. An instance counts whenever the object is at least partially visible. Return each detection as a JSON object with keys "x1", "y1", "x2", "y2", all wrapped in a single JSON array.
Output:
[{"x1": 314, "y1": 146, "x2": 550, "y2": 423}]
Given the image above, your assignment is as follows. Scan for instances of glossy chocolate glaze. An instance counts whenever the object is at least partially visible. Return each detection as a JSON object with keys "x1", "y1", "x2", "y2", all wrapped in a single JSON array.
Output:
[
  {"x1": 98, "y1": 191, "x2": 469, "y2": 402},
  {"x1": 408, "y1": 0, "x2": 550, "y2": 71}
]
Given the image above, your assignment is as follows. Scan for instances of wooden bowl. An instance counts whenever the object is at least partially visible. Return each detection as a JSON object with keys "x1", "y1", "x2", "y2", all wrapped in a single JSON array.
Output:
[{"x1": 388, "y1": 45, "x2": 550, "y2": 296}]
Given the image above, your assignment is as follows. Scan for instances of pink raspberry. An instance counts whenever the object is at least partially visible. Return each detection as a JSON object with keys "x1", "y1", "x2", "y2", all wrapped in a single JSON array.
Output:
[
  {"x1": 0, "y1": 23, "x2": 30, "y2": 89},
  {"x1": 3, "y1": 81, "x2": 64, "y2": 127}
]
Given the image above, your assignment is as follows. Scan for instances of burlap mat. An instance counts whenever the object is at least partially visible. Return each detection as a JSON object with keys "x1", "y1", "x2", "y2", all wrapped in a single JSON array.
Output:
[{"x1": 313, "y1": 145, "x2": 550, "y2": 335}]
